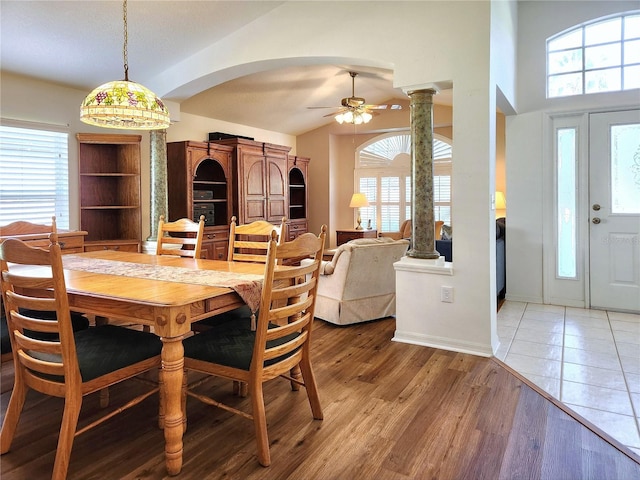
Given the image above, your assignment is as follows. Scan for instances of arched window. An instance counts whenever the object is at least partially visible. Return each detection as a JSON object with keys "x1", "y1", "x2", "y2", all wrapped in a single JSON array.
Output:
[
  {"x1": 355, "y1": 132, "x2": 452, "y2": 232},
  {"x1": 547, "y1": 11, "x2": 640, "y2": 98}
]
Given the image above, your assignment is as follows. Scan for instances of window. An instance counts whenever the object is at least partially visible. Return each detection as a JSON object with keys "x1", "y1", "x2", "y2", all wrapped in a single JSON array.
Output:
[
  {"x1": 355, "y1": 133, "x2": 452, "y2": 231},
  {"x1": 0, "y1": 124, "x2": 70, "y2": 229},
  {"x1": 556, "y1": 127, "x2": 577, "y2": 279},
  {"x1": 547, "y1": 12, "x2": 640, "y2": 98}
]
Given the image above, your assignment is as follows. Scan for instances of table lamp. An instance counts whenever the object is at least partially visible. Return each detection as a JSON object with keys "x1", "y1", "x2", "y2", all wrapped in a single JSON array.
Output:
[
  {"x1": 349, "y1": 193, "x2": 369, "y2": 230},
  {"x1": 495, "y1": 191, "x2": 506, "y2": 218}
]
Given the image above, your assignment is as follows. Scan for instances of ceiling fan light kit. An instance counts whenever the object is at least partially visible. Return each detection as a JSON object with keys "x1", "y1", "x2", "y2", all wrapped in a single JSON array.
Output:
[
  {"x1": 80, "y1": 0, "x2": 170, "y2": 130},
  {"x1": 310, "y1": 71, "x2": 401, "y2": 126},
  {"x1": 335, "y1": 109, "x2": 373, "y2": 125}
]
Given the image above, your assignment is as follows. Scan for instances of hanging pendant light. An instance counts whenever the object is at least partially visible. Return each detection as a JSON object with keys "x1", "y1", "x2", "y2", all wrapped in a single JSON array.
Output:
[{"x1": 80, "y1": 0, "x2": 170, "y2": 130}]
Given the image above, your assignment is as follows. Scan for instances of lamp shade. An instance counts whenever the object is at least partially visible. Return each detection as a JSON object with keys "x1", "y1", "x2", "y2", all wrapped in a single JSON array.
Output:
[
  {"x1": 80, "y1": 80, "x2": 170, "y2": 130},
  {"x1": 495, "y1": 191, "x2": 506, "y2": 210},
  {"x1": 349, "y1": 193, "x2": 370, "y2": 208}
]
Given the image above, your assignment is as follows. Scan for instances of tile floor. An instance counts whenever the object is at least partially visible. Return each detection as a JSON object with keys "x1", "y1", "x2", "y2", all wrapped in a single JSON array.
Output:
[{"x1": 495, "y1": 301, "x2": 640, "y2": 457}]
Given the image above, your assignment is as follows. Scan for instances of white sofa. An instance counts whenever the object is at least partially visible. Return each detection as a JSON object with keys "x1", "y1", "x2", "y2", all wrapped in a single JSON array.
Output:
[{"x1": 304, "y1": 237, "x2": 410, "y2": 325}]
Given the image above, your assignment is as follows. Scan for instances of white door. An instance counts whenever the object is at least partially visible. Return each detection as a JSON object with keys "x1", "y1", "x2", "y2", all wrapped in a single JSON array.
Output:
[{"x1": 589, "y1": 110, "x2": 640, "y2": 312}]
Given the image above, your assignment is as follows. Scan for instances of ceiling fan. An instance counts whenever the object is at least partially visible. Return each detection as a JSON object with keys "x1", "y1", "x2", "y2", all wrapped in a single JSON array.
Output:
[{"x1": 309, "y1": 71, "x2": 402, "y2": 125}]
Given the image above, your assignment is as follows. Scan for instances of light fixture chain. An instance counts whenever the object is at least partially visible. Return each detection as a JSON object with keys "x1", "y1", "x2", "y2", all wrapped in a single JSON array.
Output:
[{"x1": 122, "y1": 0, "x2": 129, "y2": 81}]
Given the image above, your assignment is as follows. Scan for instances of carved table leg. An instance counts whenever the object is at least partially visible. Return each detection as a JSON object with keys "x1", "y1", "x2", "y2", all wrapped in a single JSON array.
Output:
[{"x1": 160, "y1": 335, "x2": 185, "y2": 476}]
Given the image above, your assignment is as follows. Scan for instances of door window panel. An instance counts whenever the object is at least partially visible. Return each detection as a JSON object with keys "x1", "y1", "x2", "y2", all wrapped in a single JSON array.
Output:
[
  {"x1": 611, "y1": 123, "x2": 640, "y2": 214},
  {"x1": 557, "y1": 127, "x2": 577, "y2": 279}
]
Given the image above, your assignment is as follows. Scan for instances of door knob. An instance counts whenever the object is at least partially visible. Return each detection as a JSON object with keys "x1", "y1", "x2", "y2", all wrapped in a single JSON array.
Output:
[
  {"x1": 592, "y1": 204, "x2": 601, "y2": 211},
  {"x1": 592, "y1": 217, "x2": 601, "y2": 224}
]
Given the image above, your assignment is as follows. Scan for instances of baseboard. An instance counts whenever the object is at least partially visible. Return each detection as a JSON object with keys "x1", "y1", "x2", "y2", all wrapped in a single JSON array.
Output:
[
  {"x1": 392, "y1": 330, "x2": 493, "y2": 357},
  {"x1": 504, "y1": 293, "x2": 543, "y2": 304}
]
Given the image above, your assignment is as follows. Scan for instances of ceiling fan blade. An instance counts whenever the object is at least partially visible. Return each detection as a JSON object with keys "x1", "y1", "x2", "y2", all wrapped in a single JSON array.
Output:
[
  {"x1": 307, "y1": 106, "x2": 338, "y2": 109},
  {"x1": 323, "y1": 108, "x2": 347, "y2": 118},
  {"x1": 364, "y1": 104, "x2": 403, "y2": 110}
]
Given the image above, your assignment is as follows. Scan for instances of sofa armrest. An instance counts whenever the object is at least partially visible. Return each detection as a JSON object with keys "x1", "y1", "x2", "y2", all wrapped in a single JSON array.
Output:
[{"x1": 301, "y1": 258, "x2": 335, "y2": 275}]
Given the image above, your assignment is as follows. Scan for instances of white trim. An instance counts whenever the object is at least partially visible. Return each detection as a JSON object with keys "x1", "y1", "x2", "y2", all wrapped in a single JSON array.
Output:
[
  {"x1": 543, "y1": 112, "x2": 589, "y2": 307},
  {"x1": 394, "y1": 256, "x2": 453, "y2": 275},
  {"x1": 0, "y1": 117, "x2": 70, "y2": 133},
  {"x1": 392, "y1": 330, "x2": 493, "y2": 358}
]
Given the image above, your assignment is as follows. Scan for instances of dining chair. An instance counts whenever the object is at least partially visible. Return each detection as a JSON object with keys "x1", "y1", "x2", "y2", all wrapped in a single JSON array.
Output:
[
  {"x1": 183, "y1": 225, "x2": 327, "y2": 466},
  {"x1": 0, "y1": 232, "x2": 162, "y2": 480},
  {"x1": 156, "y1": 214, "x2": 205, "y2": 258},
  {"x1": 195, "y1": 216, "x2": 287, "y2": 334},
  {"x1": 227, "y1": 216, "x2": 287, "y2": 263}
]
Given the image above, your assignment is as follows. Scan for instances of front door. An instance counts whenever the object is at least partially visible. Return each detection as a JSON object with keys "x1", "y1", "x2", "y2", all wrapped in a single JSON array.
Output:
[{"x1": 589, "y1": 109, "x2": 640, "y2": 312}]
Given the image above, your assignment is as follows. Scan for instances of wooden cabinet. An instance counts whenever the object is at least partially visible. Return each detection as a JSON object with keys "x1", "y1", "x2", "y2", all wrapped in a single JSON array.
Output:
[
  {"x1": 77, "y1": 134, "x2": 142, "y2": 252},
  {"x1": 168, "y1": 138, "x2": 311, "y2": 256},
  {"x1": 213, "y1": 138, "x2": 290, "y2": 225},
  {"x1": 336, "y1": 229, "x2": 378, "y2": 246},
  {"x1": 287, "y1": 156, "x2": 309, "y2": 240},
  {"x1": 166, "y1": 141, "x2": 234, "y2": 260}
]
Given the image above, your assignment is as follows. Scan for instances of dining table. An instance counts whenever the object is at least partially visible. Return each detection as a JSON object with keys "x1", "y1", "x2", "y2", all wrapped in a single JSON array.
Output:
[{"x1": 57, "y1": 249, "x2": 268, "y2": 476}]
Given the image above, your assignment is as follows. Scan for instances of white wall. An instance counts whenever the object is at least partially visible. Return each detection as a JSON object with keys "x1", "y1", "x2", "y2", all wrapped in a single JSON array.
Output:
[{"x1": 506, "y1": 1, "x2": 639, "y2": 304}]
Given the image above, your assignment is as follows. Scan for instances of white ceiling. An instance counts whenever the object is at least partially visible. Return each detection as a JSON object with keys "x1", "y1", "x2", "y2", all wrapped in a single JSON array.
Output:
[{"x1": 1, "y1": 1, "x2": 450, "y2": 136}]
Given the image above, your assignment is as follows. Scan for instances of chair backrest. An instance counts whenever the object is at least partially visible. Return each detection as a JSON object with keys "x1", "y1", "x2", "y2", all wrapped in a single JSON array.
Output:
[
  {"x1": 252, "y1": 226, "x2": 326, "y2": 377},
  {"x1": 227, "y1": 216, "x2": 287, "y2": 263},
  {"x1": 0, "y1": 231, "x2": 79, "y2": 397},
  {"x1": 435, "y1": 220, "x2": 445, "y2": 240},
  {"x1": 0, "y1": 220, "x2": 53, "y2": 237},
  {"x1": 156, "y1": 215, "x2": 205, "y2": 258}
]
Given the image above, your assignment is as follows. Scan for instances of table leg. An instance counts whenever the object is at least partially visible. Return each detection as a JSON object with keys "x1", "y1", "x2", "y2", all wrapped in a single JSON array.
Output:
[{"x1": 161, "y1": 335, "x2": 185, "y2": 476}]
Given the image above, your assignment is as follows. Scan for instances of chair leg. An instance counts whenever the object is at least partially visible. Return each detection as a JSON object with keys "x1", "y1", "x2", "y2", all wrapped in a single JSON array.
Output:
[
  {"x1": 298, "y1": 357, "x2": 323, "y2": 420},
  {"x1": 52, "y1": 392, "x2": 82, "y2": 480},
  {"x1": 289, "y1": 365, "x2": 302, "y2": 391},
  {"x1": 233, "y1": 381, "x2": 248, "y2": 397},
  {"x1": 99, "y1": 388, "x2": 109, "y2": 408},
  {"x1": 0, "y1": 380, "x2": 27, "y2": 454},
  {"x1": 251, "y1": 383, "x2": 271, "y2": 467}
]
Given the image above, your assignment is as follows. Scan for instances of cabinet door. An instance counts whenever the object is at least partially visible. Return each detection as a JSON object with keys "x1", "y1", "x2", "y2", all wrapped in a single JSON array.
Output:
[
  {"x1": 211, "y1": 240, "x2": 228, "y2": 260},
  {"x1": 239, "y1": 153, "x2": 267, "y2": 223},
  {"x1": 265, "y1": 155, "x2": 287, "y2": 222}
]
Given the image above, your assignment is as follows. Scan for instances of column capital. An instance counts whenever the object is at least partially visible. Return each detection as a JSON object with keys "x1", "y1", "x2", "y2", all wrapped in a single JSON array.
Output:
[{"x1": 403, "y1": 84, "x2": 440, "y2": 96}]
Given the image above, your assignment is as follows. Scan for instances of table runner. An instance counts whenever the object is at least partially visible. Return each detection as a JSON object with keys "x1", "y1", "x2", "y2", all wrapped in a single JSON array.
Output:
[{"x1": 62, "y1": 255, "x2": 264, "y2": 315}]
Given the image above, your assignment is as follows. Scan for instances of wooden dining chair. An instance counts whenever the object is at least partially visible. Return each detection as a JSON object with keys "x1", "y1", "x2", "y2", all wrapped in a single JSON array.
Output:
[
  {"x1": 0, "y1": 232, "x2": 162, "y2": 480},
  {"x1": 183, "y1": 225, "x2": 327, "y2": 467},
  {"x1": 156, "y1": 215, "x2": 205, "y2": 258},
  {"x1": 227, "y1": 216, "x2": 287, "y2": 263},
  {"x1": 194, "y1": 215, "x2": 286, "y2": 334}
]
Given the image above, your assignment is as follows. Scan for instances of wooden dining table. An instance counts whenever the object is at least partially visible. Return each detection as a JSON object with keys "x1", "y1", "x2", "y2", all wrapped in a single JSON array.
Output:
[{"x1": 58, "y1": 250, "x2": 267, "y2": 476}]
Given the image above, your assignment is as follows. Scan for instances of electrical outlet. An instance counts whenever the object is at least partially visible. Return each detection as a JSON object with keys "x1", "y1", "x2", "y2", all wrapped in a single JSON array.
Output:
[{"x1": 441, "y1": 286, "x2": 454, "y2": 303}]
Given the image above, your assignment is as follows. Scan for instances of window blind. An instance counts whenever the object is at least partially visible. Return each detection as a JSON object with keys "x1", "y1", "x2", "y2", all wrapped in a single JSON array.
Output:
[{"x1": 0, "y1": 125, "x2": 69, "y2": 229}]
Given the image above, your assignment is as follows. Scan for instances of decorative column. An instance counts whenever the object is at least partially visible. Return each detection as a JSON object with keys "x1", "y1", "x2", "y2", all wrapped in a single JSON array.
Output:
[
  {"x1": 148, "y1": 129, "x2": 168, "y2": 242},
  {"x1": 407, "y1": 88, "x2": 439, "y2": 259}
]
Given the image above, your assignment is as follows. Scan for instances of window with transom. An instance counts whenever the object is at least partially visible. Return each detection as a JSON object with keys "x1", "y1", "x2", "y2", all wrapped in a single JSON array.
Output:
[{"x1": 547, "y1": 12, "x2": 640, "y2": 98}]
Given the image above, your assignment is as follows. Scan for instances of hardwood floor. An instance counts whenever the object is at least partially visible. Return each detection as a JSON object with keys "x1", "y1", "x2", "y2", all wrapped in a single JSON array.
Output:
[{"x1": 1, "y1": 317, "x2": 639, "y2": 479}]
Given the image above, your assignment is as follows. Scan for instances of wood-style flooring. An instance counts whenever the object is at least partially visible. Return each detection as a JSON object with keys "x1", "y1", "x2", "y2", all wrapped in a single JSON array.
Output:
[{"x1": 1, "y1": 317, "x2": 639, "y2": 479}]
